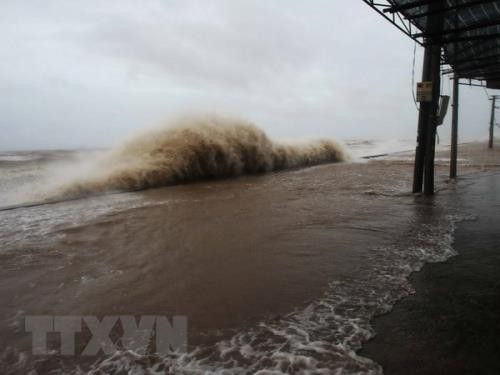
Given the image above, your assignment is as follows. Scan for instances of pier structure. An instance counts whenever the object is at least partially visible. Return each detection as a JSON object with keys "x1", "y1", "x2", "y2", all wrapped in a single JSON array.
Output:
[{"x1": 363, "y1": 0, "x2": 500, "y2": 194}]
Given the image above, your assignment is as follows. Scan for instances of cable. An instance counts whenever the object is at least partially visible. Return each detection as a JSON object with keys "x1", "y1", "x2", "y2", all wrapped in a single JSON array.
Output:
[
  {"x1": 483, "y1": 87, "x2": 491, "y2": 100},
  {"x1": 411, "y1": 41, "x2": 419, "y2": 111}
]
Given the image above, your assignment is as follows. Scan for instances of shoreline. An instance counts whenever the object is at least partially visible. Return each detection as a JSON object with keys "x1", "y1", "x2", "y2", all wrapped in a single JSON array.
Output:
[{"x1": 360, "y1": 143, "x2": 500, "y2": 374}]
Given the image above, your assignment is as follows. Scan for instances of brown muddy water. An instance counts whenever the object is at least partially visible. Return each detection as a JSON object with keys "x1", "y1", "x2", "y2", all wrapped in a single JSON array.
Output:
[{"x1": 0, "y1": 140, "x2": 495, "y2": 374}]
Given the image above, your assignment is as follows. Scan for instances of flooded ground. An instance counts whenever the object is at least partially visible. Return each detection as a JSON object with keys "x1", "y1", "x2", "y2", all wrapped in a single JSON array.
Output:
[{"x1": 0, "y1": 142, "x2": 498, "y2": 374}]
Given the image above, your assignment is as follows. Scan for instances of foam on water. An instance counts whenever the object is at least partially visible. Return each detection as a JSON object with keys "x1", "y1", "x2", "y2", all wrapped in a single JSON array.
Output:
[
  {"x1": 0, "y1": 192, "x2": 158, "y2": 254},
  {"x1": 0, "y1": 155, "x2": 38, "y2": 162},
  {"x1": 345, "y1": 139, "x2": 416, "y2": 159},
  {"x1": 55, "y1": 213, "x2": 471, "y2": 375}
]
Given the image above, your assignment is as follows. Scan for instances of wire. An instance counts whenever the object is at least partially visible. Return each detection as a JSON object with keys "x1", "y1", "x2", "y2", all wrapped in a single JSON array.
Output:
[
  {"x1": 483, "y1": 87, "x2": 491, "y2": 100},
  {"x1": 411, "y1": 41, "x2": 419, "y2": 111}
]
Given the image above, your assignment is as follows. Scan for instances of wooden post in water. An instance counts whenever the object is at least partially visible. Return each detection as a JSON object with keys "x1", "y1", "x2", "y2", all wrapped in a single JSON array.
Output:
[{"x1": 450, "y1": 75, "x2": 459, "y2": 178}]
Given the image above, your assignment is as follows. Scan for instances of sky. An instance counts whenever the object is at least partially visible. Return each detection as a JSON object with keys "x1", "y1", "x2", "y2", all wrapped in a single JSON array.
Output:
[{"x1": 0, "y1": 0, "x2": 498, "y2": 150}]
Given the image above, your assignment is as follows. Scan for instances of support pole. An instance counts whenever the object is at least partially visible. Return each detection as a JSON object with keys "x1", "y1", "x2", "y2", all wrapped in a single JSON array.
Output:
[
  {"x1": 413, "y1": 47, "x2": 432, "y2": 193},
  {"x1": 412, "y1": 0, "x2": 443, "y2": 195},
  {"x1": 450, "y1": 75, "x2": 459, "y2": 178},
  {"x1": 489, "y1": 96, "x2": 496, "y2": 149},
  {"x1": 423, "y1": 42, "x2": 442, "y2": 195}
]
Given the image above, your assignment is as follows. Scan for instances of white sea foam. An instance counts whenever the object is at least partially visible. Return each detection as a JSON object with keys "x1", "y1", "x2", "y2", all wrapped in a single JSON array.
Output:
[
  {"x1": 64, "y1": 213, "x2": 472, "y2": 375},
  {"x1": 345, "y1": 139, "x2": 416, "y2": 159}
]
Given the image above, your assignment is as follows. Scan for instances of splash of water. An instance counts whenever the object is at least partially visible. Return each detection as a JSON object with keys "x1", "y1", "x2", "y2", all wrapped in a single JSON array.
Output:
[{"x1": 49, "y1": 115, "x2": 347, "y2": 199}]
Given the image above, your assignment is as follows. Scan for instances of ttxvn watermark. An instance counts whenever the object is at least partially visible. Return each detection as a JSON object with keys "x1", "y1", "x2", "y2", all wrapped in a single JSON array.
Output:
[{"x1": 24, "y1": 315, "x2": 187, "y2": 356}]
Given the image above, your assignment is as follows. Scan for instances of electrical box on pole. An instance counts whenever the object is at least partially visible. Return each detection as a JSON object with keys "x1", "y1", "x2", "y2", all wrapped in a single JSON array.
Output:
[
  {"x1": 437, "y1": 95, "x2": 450, "y2": 126},
  {"x1": 416, "y1": 81, "x2": 433, "y2": 102}
]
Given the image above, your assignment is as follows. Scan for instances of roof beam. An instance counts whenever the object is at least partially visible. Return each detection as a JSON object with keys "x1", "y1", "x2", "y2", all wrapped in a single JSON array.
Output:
[
  {"x1": 424, "y1": 31, "x2": 500, "y2": 45},
  {"x1": 414, "y1": 18, "x2": 500, "y2": 38},
  {"x1": 452, "y1": 44, "x2": 500, "y2": 61},
  {"x1": 469, "y1": 75, "x2": 500, "y2": 82},
  {"x1": 451, "y1": 39, "x2": 500, "y2": 59},
  {"x1": 458, "y1": 81, "x2": 487, "y2": 87},
  {"x1": 361, "y1": 0, "x2": 425, "y2": 45},
  {"x1": 406, "y1": 0, "x2": 494, "y2": 20},
  {"x1": 363, "y1": 0, "x2": 500, "y2": 85},
  {"x1": 445, "y1": 52, "x2": 500, "y2": 66},
  {"x1": 456, "y1": 67, "x2": 500, "y2": 79},
  {"x1": 483, "y1": 75, "x2": 500, "y2": 81},
  {"x1": 443, "y1": 57, "x2": 500, "y2": 74},
  {"x1": 452, "y1": 59, "x2": 500, "y2": 74},
  {"x1": 383, "y1": 0, "x2": 434, "y2": 14}
]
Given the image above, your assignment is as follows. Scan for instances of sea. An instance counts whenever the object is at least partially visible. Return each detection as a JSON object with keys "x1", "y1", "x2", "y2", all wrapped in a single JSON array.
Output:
[{"x1": 0, "y1": 116, "x2": 470, "y2": 374}]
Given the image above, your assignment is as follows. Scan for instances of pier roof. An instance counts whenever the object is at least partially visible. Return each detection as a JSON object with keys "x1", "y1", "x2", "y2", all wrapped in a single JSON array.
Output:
[{"x1": 363, "y1": 1, "x2": 500, "y2": 88}]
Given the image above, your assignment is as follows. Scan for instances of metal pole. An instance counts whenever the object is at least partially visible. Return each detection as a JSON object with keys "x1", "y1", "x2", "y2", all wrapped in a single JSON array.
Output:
[
  {"x1": 412, "y1": 47, "x2": 432, "y2": 193},
  {"x1": 450, "y1": 75, "x2": 459, "y2": 178},
  {"x1": 422, "y1": 1, "x2": 444, "y2": 195},
  {"x1": 412, "y1": 0, "x2": 443, "y2": 195},
  {"x1": 489, "y1": 96, "x2": 496, "y2": 149},
  {"x1": 423, "y1": 42, "x2": 442, "y2": 195}
]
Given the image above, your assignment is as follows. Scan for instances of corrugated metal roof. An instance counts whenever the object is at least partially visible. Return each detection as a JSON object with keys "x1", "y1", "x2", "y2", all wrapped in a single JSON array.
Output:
[{"x1": 364, "y1": 0, "x2": 500, "y2": 88}]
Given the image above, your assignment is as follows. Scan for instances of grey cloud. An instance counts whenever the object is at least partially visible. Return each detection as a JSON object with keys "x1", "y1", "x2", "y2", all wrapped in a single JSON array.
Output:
[{"x1": 0, "y1": 0, "x2": 496, "y2": 150}]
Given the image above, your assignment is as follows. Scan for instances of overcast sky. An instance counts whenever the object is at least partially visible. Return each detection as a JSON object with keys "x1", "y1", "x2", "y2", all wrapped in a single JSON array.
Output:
[{"x1": 0, "y1": 0, "x2": 497, "y2": 150}]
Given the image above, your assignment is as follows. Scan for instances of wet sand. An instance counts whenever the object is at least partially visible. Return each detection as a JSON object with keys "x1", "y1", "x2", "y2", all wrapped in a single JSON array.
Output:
[{"x1": 361, "y1": 143, "x2": 500, "y2": 374}]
